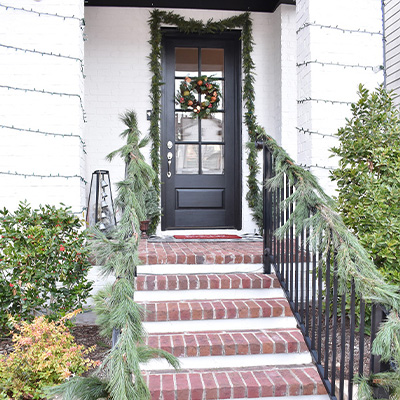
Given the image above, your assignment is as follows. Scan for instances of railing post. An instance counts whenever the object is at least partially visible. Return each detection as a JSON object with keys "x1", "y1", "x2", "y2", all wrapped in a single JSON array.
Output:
[
  {"x1": 263, "y1": 142, "x2": 273, "y2": 274},
  {"x1": 370, "y1": 304, "x2": 391, "y2": 399}
]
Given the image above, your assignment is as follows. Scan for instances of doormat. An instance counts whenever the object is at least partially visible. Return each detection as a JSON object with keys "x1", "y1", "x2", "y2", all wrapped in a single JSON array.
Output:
[{"x1": 173, "y1": 234, "x2": 242, "y2": 240}]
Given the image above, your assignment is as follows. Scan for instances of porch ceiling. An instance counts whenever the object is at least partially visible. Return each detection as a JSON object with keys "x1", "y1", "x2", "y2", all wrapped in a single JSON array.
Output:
[{"x1": 84, "y1": 0, "x2": 295, "y2": 13}]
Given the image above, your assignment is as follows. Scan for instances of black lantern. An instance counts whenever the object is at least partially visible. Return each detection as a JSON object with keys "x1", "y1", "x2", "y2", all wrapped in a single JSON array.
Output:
[{"x1": 86, "y1": 170, "x2": 116, "y2": 230}]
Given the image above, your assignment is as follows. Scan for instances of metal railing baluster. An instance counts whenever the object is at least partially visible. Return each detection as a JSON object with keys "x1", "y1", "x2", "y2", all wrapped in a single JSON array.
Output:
[{"x1": 262, "y1": 144, "x2": 390, "y2": 400}]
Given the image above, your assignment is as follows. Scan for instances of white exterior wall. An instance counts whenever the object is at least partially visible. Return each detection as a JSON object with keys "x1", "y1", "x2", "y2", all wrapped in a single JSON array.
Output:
[
  {"x1": 296, "y1": 0, "x2": 384, "y2": 196},
  {"x1": 0, "y1": 0, "x2": 386, "y2": 228},
  {"x1": 385, "y1": 0, "x2": 400, "y2": 105},
  {"x1": 84, "y1": 6, "x2": 297, "y2": 234},
  {"x1": 0, "y1": 0, "x2": 85, "y2": 213}
]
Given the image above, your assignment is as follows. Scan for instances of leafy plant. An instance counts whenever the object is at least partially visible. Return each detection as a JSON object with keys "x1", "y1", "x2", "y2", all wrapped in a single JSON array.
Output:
[
  {"x1": 0, "y1": 202, "x2": 92, "y2": 332},
  {"x1": 0, "y1": 310, "x2": 99, "y2": 399},
  {"x1": 49, "y1": 110, "x2": 179, "y2": 400},
  {"x1": 331, "y1": 85, "x2": 400, "y2": 285}
]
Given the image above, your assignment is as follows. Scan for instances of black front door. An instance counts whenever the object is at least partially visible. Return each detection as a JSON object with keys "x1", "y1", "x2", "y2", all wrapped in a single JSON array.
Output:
[{"x1": 161, "y1": 32, "x2": 241, "y2": 230}]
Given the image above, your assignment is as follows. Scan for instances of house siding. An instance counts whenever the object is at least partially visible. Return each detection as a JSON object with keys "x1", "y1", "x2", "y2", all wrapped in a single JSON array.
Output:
[
  {"x1": 0, "y1": 0, "x2": 85, "y2": 213},
  {"x1": 385, "y1": 0, "x2": 400, "y2": 104}
]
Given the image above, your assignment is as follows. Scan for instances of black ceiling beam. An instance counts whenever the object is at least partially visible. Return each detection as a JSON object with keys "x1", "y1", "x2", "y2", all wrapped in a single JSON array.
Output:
[{"x1": 84, "y1": 0, "x2": 295, "y2": 13}]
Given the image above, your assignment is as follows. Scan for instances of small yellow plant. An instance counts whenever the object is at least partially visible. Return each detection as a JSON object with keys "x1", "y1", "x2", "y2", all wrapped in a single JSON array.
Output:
[{"x1": 0, "y1": 310, "x2": 100, "y2": 399}]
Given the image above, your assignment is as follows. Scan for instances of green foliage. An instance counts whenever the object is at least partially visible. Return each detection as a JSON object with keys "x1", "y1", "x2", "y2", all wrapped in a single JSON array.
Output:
[
  {"x1": 53, "y1": 111, "x2": 178, "y2": 400},
  {"x1": 148, "y1": 10, "x2": 263, "y2": 232},
  {"x1": 144, "y1": 186, "x2": 160, "y2": 236},
  {"x1": 107, "y1": 110, "x2": 155, "y2": 224},
  {"x1": 259, "y1": 124, "x2": 400, "y2": 400},
  {"x1": 331, "y1": 85, "x2": 400, "y2": 286},
  {"x1": 0, "y1": 311, "x2": 98, "y2": 399},
  {"x1": 0, "y1": 202, "x2": 92, "y2": 333}
]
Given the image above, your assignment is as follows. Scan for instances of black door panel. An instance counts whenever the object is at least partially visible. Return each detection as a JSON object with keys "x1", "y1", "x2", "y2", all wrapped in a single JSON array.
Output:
[{"x1": 161, "y1": 32, "x2": 241, "y2": 230}]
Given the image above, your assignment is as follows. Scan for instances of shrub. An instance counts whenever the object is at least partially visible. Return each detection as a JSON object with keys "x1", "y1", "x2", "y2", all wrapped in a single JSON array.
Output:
[
  {"x1": 0, "y1": 202, "x2": 93, "y2": 332},
  {"x1": 0, "y1": 311, "x2": 99, "y2": 399},
  {"x1": 330, "y1": 85, "x2": 400, "y2": 286}
]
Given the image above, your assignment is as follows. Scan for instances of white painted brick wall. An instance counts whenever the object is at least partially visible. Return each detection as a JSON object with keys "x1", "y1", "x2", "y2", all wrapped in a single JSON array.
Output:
[
  {"x1": 84, "y1": 6, "x2": 297, "y2": 234},
  {"x1": 296, "y1": 0, "x2": 384, "y2": 196},
  {"x1": 0, "y1": 0, "x2": 85, "y2": 213},
  {"x1": 385, "y1": 0, "x2": 400, "y2": 105},
  {"x1": 2, "y1": 1, "x2": 383, "y2": 229}
]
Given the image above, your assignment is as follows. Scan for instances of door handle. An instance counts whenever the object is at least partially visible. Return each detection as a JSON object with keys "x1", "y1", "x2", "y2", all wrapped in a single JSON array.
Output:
[{"x1": 167, "y1": 151, "x2": 173, "y2": 178}]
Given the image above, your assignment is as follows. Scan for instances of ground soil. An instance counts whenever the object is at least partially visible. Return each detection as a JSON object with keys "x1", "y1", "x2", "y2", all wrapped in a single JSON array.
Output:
[{"x1": 305, "y1": 307, "x2": 372, "y2": 381}]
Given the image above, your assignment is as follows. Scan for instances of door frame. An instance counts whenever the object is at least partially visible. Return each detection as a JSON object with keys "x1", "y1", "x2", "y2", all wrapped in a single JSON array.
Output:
[{"x1": 160, "y1": 29, "x2": 242, "y2": 230}]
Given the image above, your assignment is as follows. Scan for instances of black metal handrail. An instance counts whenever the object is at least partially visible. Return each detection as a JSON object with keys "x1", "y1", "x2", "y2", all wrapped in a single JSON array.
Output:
[{"x1": 262, "y1": 144, "x2": 390, "y2": 400}]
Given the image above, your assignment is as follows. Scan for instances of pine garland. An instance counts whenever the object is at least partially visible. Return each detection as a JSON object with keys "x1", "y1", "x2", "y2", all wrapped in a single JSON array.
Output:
[
  {"x1": 148, "y1": 10, "x2": 263, "y2": 232},
  {"x1": 47, "y1": 111, "x2": 179, "y2": 400},
  {"x1": 259, "y1": 125, "x2": 400, "y2": 398}
]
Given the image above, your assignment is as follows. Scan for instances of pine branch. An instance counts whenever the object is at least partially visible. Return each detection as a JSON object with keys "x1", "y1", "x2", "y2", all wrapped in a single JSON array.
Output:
[
  {"x1": 54, "y1": 110, "x2": 178, "y2": 399},
  {"x1": 45, "y1": 376, "x2": 110, "y2": 400},
  {"x1": 260, "y1": 124, "x2": 400, "y2": 399}
]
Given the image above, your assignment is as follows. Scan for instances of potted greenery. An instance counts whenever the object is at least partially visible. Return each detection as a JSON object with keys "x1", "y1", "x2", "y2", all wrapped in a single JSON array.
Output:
[{"x1": 141, "y1": 186, "x2": 160, "y2": 238}]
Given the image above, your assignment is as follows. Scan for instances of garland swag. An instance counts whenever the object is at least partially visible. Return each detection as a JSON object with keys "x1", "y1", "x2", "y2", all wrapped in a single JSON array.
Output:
[
  {"x1": 47, "y1": 111, "x2": 179, "y2": 400},
  {"x1": 148, "y1": 10, "x2": 263, "y2": 232},
  {"x1": 259, "y1": 126, "x2": 400, "y2": 399}
]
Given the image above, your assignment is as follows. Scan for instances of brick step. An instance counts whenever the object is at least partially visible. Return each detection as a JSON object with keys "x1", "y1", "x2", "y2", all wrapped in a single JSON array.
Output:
[
  {"x1": 139, "y1": 240, "x2": 263, "y2": 265},
  {"x1": 139, "y1": 298, "x2": 291, "y2": 322},
  {"x1": 146, "y1": 329, "x2": 307, "y2": 357},
  {"x1": 136, "y1": 273, "x2": 280, "y2": 291},
  {"x1": 143, "y1": 365, "x2": 327, "y2": 399}
]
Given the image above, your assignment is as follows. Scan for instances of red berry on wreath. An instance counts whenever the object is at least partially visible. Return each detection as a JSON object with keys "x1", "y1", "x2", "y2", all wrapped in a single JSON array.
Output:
[
  {"x1": 211, "y1": 96, "x2": 217, "y2": 102},
  {"x1": 188, "y1": 100, "x2": 193, "y2": 106},
  {"x1": 180, "y1": 97, "x2": 184, "y2": 103},
  {"x1": 197, "y1": 80, "x2": 203, "y2": 86}
]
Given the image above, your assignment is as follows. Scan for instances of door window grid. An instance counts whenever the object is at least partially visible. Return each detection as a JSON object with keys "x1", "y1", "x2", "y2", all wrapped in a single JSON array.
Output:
[{"x1": 175, "y1": 47, "x2": 225, "y2": 175}]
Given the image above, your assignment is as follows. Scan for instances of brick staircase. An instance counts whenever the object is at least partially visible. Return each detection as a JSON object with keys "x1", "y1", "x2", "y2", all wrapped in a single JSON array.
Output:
[{"x1": 136, "y1": 240, "x2": 328, "y2": 400}]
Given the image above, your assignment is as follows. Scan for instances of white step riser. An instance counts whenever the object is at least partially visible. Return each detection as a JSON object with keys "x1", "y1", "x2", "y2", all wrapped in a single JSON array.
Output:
[
  {"x1": 143, "y1": 316, "x2": 297, "y2": 333},
  {"x1": 234, "y1": 397, "x2": 330, "y2": 400},
  {"x1": 137, "y1": 263, "x2": 264, "y2": 275},
  {"x1": 135, "y1": 288, "x2": 284, "y2": 301},
  {"x1": 141, "y1": 352, "x2": 312, "y2": 371}
]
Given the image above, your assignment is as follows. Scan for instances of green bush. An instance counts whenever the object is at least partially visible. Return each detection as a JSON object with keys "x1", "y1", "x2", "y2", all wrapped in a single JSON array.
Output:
[
  {"x1": 0, "y1": 202, "x2": 93, "y2": 332},
  {"x1": 0, "y1": 311, "x2": 99, "y2": 399},
  {"x1": 331, "y1": 85, "x2": 400, "y2": 285}
]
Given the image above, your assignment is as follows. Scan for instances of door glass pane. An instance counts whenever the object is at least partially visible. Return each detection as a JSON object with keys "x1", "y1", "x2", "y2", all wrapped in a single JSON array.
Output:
[
  {"x1": 201, "y1": 48, "x2": 224, "y2": 78},
  {"x1": 202, "y1": 145, "x2": 224, "y2": 174},
  {"x1": 175, "y1": 113, "x2": 198, "y2": 142},
  {"x1": 176, "y1": 144, "x2": 199, "y2": 174},
  {"x1": 201, "y1": 114, "x2": 224, "y2": 142},
  {"x1": 176, "y1": 48, "x2": 198, "y2": 76}
]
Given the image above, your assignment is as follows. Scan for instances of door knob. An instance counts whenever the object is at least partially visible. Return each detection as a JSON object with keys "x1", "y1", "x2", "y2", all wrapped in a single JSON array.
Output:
[{"x1": 167, "y1": 151, "x2": 173, "y2": 178}]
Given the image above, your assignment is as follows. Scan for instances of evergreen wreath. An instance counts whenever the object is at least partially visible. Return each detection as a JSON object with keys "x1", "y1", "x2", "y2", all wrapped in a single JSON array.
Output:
[
  {"x1": 176, "y1": 75, "x2": 221, "y2": 119},
  {"x1": 148, "y1": 10, "x2": 263, "y2": 233}
]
